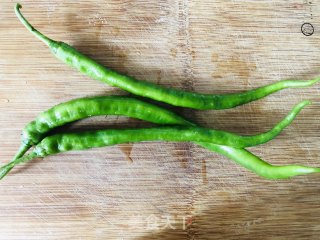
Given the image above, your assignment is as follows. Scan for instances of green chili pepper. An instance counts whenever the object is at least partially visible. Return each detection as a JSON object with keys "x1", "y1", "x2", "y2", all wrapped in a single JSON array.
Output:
[
  {"x1": 15, "y1": 4, "x2": 319, "y2": 110},
  {"x1": 1, "y1": 99, "x2": 315, "y2": 180},
  {"x1": 4, "y1": 3, "x2": 318, "y2": 181},
  {"x1": 198, "y1": 143, "x2": 320, "y2": 179},
  {"x1": 11, "y1": 96, "x2": 308, "y2": 162},
  {"x1": 13, "y1": 96, "x2": 194, "y2": 161},
  {"x1": 2, "y1": 120, "x2": 320, "y2": 180},
  {"x1": 3, "y1": 142, "x2": 320, "y2": 180}
]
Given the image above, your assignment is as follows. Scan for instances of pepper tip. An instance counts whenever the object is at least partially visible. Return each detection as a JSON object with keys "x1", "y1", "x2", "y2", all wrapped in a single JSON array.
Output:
[{"x1": 15, "y1": 3, "x2": 22, "y2": 10}]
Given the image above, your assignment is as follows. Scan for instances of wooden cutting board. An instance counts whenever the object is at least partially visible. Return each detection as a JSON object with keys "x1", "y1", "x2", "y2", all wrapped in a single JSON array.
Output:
[{"x1": 0, "y1": 1, "x2": 319, "y2": 239}]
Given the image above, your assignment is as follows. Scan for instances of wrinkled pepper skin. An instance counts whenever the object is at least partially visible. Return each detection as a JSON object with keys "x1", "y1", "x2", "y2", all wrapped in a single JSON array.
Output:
[{"x1": 15, "y1": 4, "x2": 320, "y2": 110}]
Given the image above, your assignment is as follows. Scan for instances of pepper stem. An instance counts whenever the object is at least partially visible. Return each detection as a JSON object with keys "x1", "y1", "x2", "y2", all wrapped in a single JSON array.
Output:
[
  {"x1": 0, "y1": 152, "x2": 38, "y2": 180},
  {"x1": 12, "y1": 143, "x2": 32, "y2": 162},
  {"x1": 0, "y1": 162, "x2": 15, "y2": 180},
  {"x1": 15, "y1": 3, "x2": 55, "y2": 47}
]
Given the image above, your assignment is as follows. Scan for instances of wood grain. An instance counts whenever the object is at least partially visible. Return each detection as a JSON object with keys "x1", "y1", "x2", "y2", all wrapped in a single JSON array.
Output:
[{"x1": 0, "y1": 0, "x2": 319, "y2": 239}]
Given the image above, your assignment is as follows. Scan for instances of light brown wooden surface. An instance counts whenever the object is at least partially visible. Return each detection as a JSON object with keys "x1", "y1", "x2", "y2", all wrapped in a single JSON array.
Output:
[{"x1": 0, "y1": 1, "x2": 320, "y2": 239}]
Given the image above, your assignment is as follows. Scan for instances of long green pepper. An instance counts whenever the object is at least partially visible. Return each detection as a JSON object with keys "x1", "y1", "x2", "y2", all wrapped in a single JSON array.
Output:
[
  {"x1": 13, "y1": 96, "x2": 195, "y2": 161},
  {"x1": 12, "y1": 97, "x2": 309, "y2": 162},
  {"x1": 2, "y1": 4, "x2": 318, "y2": 181},
  {"x1": 0, "y1": 97, "x2": 317, "y2": 180},
  {"x1": 3, "y1": 141, "x2": 320, "y2": 180},
  {"x1": 15, "y1": 4, "x2": 319, "y2": 110}
]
